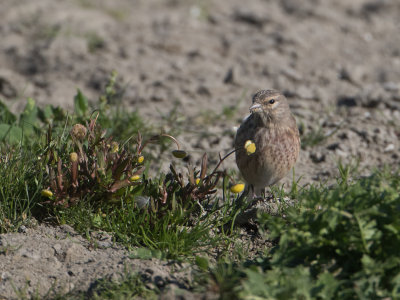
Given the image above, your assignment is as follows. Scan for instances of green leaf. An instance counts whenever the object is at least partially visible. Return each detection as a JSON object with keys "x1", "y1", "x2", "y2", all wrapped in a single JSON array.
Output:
[
  {"x1": 0, "y1": 124, "x2": 23, "y2": 144},
  {"x1": 391, "y1": 272, "x2": 400, "y2": 298},
  {"x1": 315, "y1": 272, "x2": 340, "y2": 299},
  {"x1": 21, "y1": 98, "x2": 38, "y2": 123},
  {"x1": 242, "y1": 269, "x2": 268, "y2": 298},
  {"x1": 20, "y1": 98, "x2": 39, "y2": 136},
  {"x1": 384, "y1": 224, "x2": 399, "y2": 234},
  {"x1": 92, "y1": 214, "x2": 103, "y2": 228},
  {"x1": 195, "y1": 256, "x2": 209, "y2": 271},
  {"x1": 74, "y1": 89, "x2": 89, "y2": 117},
  {"x1": 0, "y1": 101, "x2": 17, "y2": 124},
  {"x1": 38, "y1": 104, "x2": 54, "y2": 123},
  {"x1": 129, "y1": 247, "x2": 155, "y2": 260},
  {"x1": 151, "y1": 249, "x2": 164, "y2": 260}
]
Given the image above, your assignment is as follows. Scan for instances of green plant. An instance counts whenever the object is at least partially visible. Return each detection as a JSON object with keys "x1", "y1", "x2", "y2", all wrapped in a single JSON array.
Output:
[
  {"x1": 89, "y1": 272, "x2": 157, "y2": 300},
  {"x1": 41, "y1": 117, "x2": 145, "y2": 207},
  {"x1": 86, "y1": 32, "x2": 105, "y2": 53},
  {"x1": 0, "y1": 146, "x2": 43, "y2": 233},
  {"x1": 299, "y1": 121, "x2": 341, "y2": 149},
  {"x1": 41, "y1": 117, "x2": 247, "y2": 257},
  {"x1": 230, "y1": 167, "x2": 400, "y2": 299},
  {"x1": 0, "y1": 98, "x2": 39, "y2": 144}
]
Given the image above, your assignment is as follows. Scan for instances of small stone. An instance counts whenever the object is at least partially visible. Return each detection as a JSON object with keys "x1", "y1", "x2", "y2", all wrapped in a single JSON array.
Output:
[
  {"x1": 59, "y1": 224, "x2": 76, "y2": 235},
  {"x1": 327, "y1": 143, "x2": 340, "y2": 151},
  {"x1": 383, "y1": 82, "x2": 399, "y2": 92},
  {"x1": 53, "y1": 243, "x2": 62, "y2": 253},
  {"x1": 335, "y1": 149, "x2": 348, "y2": 157},
  {"x1": 97, "y1": 241, "x2": 113, "y2": 249},
  {"x1": 310, "y1": 152, "x2": 326, "y2": 163},
  {"x1": 1, "y1": 271, "x2": 10, "y2": 281},
  {"x1": 18, "y1": 249, "x2": 40, "y2": 260},
  {"x1": 384, "y1": 144, "x2": 395, "y2": 152},
  {"x1": 145, "y1": 268, "x2": 155, "y2": 275},
  {"x1": 223, "y1": 67, "x2": 234, "y2": 84},
  {"x1": 18, "y1": 225, "x2": 27, "y2": 233},
  {"x1": 233, "y1": 10, "x2": 267, "y2": 28},
  {"x1": 145, "y1": 282, "x2": 157, "y2": 290},
  {"x1": 197, "y1": 85, "x2": 211, "y2": 96},
  {"x1": 154, "y1": 275, "x2": 166, "y2": 288},
  {"x1": 337, "y1": 96, "x2": 357, "y2": 107}
]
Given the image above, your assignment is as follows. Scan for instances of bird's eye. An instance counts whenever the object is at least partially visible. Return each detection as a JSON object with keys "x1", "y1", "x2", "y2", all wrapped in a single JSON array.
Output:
[{"x1": 269, "y1": 99, "x2": 275, "y2": 104}]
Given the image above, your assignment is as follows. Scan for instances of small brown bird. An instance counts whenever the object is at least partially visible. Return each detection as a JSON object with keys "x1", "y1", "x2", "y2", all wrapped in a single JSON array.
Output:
[{"x1": 234, "y1": 89, "x2": 300, "y2": 196}]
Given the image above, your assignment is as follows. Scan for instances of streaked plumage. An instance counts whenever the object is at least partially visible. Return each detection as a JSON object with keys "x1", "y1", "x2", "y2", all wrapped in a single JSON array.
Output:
[{"x1": 234, "y1": 90, "x2": 300, "y2": 195}]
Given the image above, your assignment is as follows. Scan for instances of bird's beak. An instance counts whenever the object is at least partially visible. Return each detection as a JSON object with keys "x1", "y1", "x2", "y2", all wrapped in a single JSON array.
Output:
[{"x1": 249, "y1": 103, "x2": 262, "y2": 113}]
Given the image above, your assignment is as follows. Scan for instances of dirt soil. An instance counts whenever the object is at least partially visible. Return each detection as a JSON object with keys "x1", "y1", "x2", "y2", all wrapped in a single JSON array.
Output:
[
  {"x1": 0, "y1": 0, "x2": 400, "y2": 298},
  {"x1": 0, "y1": 224, "x2": 198, "y2": 299}
]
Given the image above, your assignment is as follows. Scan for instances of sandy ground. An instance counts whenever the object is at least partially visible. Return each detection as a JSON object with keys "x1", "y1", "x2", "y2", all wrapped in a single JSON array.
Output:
[{"x1": 0, "y1": 0, "x2": 400, "y2": 298}]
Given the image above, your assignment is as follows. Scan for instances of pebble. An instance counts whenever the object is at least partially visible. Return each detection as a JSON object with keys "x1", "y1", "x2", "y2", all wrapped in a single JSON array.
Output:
[
  {"x1": 17, "y1": 225, "x2": 27, "y2": 233},
  {"x1": 384, "y1": 144, "x2": 395, "y2": 153}
]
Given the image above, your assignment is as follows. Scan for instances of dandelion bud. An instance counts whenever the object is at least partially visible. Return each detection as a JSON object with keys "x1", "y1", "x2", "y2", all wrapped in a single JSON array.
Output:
[
  {"x1": 111, "y1": 142, "x2": 119, "y2": 153},
  {"x1": 70, "y1": 124, "x2": 87, "y2": 141},
  {"x1": 129, "y1": 175, "x2": 141, "y2": 182},
  {"x1": 172, "y1": 150, "x2": 187, "y2": 159},
  {"x1": 230, "y1": 183, "x2": 245, "y2": 194},
  {"x1": 41, "y1": 189, "x2": 53, "y2": 198},
  {"x1": 244, "y1": 140, "x2": 256, "y2": 155},
  {"x1": 137, "y1": 155, "x2": 144, "y2": 163},
  {"x1": 70, "y1": 152, "x2": 78, "y2": 162}
]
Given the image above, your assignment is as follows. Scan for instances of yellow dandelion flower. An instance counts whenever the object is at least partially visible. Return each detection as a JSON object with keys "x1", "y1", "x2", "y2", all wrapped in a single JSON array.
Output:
[
  {"x1": 137, "y1": 155, "x2": 144, "y2": 164},
  {"x1": 70, "y1": 152, "x2": 78, "y2": 162},
  {"x1": 172, "y1": 150, "x2": 187, "y2": 159},
  {"x1": 129, "y1": 175, "x2": 141, "y2": 182},
  {"x1": 41, "y1": 189, "x2": 53, "y2": 198},
  {"x1": 195, "y1": 178, "x2": 201, "y2": 185},
  {"x1": 244, "y1": 140, "x2": 256, "y2": 155},
  {"x1": 230, "y1": 183, "x2": 245, "y2": 194}
]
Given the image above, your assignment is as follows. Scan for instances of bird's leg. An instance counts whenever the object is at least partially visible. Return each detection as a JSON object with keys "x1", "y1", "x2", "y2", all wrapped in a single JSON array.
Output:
[
  {"x1": 250, "y1": 184, "x2": 255, "y2": 198},
  {"x1": 260, "y1": 187, "x2": 267, "y2": 199},
  {"x1": 247, "y1": 186, "x2": 265, "y2": 205}
]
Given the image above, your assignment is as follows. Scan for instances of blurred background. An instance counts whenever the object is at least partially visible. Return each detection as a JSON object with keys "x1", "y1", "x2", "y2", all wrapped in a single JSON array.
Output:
[{"x1": 0, "y1": 0, "x2": 399, "y2": 185}]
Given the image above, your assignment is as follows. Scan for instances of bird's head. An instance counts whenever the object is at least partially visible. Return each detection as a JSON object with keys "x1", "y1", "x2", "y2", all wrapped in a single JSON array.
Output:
[{"x1": 249, "y1": 89, "x2": 292, "y2": 125}]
